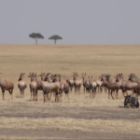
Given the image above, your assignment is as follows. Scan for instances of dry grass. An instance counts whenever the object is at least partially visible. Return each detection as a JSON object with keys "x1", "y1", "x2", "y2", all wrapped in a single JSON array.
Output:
[
  {"x1": 0, "y1": 44, "x2": 140, "y2": 80},
  {"x1": 0, "y1": 117, "x2": 139, "y2": 132},
  {"x1": 0, "y1": 44, "x2": 140, "y2": 139}
]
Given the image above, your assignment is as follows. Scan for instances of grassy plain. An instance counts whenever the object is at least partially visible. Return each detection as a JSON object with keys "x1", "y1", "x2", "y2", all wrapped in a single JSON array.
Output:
[{"x1": 0, "y1": 44, "x2": 140, "y2": 139}]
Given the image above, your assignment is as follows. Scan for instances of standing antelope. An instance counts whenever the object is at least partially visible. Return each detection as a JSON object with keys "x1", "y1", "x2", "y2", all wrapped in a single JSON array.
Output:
[
  {"x1": 18, "y1": 73, "x2": 27, "y2": 97},
  {"x1": 73, "y1": 72, "x2": 82, "y2": 94},
  {"x1": 40, "y1": 72, "x2": 47, "y2": 81},
  {"x1": 0, "y1": 73, "x2": 14, "y2": 100},
  {"x1": 41, "y1": 80, "x2": 61, "y2": 102},
  {"x1": 82, "y1": 73, "x2": 88, "y2": 93},
  {"x1": 128, "y1": 73, "x2": 140, "y2": 97},
  {"x1": 66, "y1": 76, "x2": 74, "y2": 92},
  {"x1": 85, "y1": 76, "x2": 97, "y2": 98},
  {"x1": 44, "y1": 73, "x2": 60, "y2": 100},
  {"x1": 118, "y1": 73, "x2": 138, "y2": 98},
  {"x1": 101, "y1": 74, "x2": 116, "y2": 93},
  {"x1": 89, "y1": 77, "x2": 97, "y2": 98},
  {"x1": 44, "y1": 73, "x2": 53, "y2": 83},
  {"x1": 58, "y1": 75, "x2": 70, "y2": 101},
  {"x1": 101, "y1": 74, "x2": 121, "y2": 99},
  {"x1": 95, "y1": 78, "x2": 103, "y2": 93},
  {"x1": 28, "y1": 73, "x2": 43, "y2": 101}
]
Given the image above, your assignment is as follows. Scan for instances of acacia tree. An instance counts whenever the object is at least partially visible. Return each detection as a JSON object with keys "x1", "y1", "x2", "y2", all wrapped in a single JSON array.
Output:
[
  {"x1": 48, "y1": 35, "x2": 62, "y2": 44},
  {"x1": 29, "y1": 33, "x2": 44, "y2": 44}
]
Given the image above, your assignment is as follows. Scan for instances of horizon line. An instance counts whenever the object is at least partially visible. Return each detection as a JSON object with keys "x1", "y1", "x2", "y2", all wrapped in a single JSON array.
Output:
[{"x1": 0, "y1": 43, "x2": 140, "y2": 45}]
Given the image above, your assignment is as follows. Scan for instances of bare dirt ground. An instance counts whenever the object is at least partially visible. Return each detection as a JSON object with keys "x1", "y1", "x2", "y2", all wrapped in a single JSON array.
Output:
[{"x1": 0, "y1": 44, "x2": 140, "y2": 139}]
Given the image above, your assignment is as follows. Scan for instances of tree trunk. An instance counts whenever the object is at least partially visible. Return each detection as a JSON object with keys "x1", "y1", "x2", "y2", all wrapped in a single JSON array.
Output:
[
  {"x1": 54, "y1": 39, "x2": 56, "y2": 44},
  {"x1": 35, "y1": 38, "x2": 38, "y2": 45}
]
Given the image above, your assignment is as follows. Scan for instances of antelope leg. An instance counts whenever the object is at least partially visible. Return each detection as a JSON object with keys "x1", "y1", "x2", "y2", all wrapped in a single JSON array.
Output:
[{"x1": 111, "y1": 90, "x2": 114, "y2": 100}]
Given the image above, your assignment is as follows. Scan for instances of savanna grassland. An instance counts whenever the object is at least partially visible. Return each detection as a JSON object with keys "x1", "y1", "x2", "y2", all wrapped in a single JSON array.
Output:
[{"x1": 0, "y1": 44, "x2": 140, "y2": 139}]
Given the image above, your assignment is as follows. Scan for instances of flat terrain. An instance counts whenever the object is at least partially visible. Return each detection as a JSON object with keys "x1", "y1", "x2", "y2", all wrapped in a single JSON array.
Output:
[{"x1": 0, "y1": 44, "x2": 140, "y2": 139}]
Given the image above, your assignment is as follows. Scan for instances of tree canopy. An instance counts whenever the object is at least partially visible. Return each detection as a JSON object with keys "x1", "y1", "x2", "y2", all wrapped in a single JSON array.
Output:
[
  {"x1": 29, "y1": 33, "x2": 44, "y2": 44},
  {"x1": 49, "y1": 35, "x2": 62, "y2": 44}
]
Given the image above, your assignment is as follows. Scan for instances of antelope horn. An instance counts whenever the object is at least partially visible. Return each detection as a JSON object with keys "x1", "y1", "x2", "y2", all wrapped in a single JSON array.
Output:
[
  {"x1": 46, "y1": 73, "x2": 51, "y2": 76},
  {"x1": 21, "y1": 73, "x2": 25, "y2": 76}
]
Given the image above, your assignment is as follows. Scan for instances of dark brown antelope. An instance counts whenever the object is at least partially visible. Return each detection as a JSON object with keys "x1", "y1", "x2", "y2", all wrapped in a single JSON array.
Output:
[
  {"x1": 18, "y1": 73, "x2": 27, "y2": 97},
  {"x1": 100, "y1": 74, "x2": 115, "y2": 93},
  {"x1": 0, "y1": 73, "x2": 14, "y2": 100},
  {"x1": 101, "y1": 74, "x2": 121, "y2": 99}
]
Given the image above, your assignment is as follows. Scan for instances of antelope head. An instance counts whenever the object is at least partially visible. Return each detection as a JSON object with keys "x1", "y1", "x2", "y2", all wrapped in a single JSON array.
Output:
[
  {"x1": 18, "y1": 73, "x2": 25, "y2": 81},
  {"x1": 28, "y1": 73, "x2": 37, "y2": 81},
  {"x1": 40, "y1": 72, "x2": 46, "y2": 81}
]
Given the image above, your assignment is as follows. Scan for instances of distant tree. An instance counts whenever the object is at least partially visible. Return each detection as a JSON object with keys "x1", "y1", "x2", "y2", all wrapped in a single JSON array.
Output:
[
  {"x1": 29, "y1": 33, "x2": 44, "y2": 44},
  {"x1": 48, "y1": 35, "x2": 62, "y2": 44}
]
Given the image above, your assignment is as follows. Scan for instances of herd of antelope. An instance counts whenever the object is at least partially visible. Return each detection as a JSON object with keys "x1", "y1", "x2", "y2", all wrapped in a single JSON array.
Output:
[{"x1": 0, "y1": 72, "x2": 139, "y2": 102}]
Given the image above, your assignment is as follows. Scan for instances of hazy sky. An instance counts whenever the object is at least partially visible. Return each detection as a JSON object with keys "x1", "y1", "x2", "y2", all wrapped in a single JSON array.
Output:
[{"x1": 0, "y1": 0, "x2": 140, "y2": 44}]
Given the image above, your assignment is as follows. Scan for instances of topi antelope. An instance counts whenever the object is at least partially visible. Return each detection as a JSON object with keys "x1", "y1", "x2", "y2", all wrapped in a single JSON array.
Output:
[
  {"x1": 120, "y1": 74, "x2": 138, "y2": 98},
  {"x1": 66, "y1": 76, "x2": 74, "y2": 92},
  {"x1": 41, "y1": 81, "x2": 61, "y2": 102},
  {"x1": 40, "y1": 72, "x2": 47, "y2": 81},
  {"x1": 85, "y1": 76, "x2": 97, "y2": 98},
  {"x1": 101, "y1": 74, "x2": 121, "y2": 99},
  {"x1": 73, "y1": 72, "x2": 82, "y2": 94},
  {"x1": 44, "y1": 73, "x2": 53, "y2": 83},
  {"x1": 95, "y1": 77, "x2": 103, "y2": 93},
  {"x1": 0, "y1": 73, "x2": 14, "y2": 100},
  {"x1": 82, "y1": 73, "x2": 88, "y2": 93},
  {"x1": 44, "y1": 73, "x2": 60, "y2": 101},
  {"x1": 58, "y1": 75, "x2": 70, "y2": 101},
  {"x1": 28, "y1": 73, "x2": 43, "y2": 101},
  {"x1": 18, "y1": 73, "x2": 27, "y2": 98},
  {"x1": 128, "y1": 73, "x2": 140, "y2": 97},
  {"x1": 89, "y1": 77, "x2": 97, "y2": 98}
]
